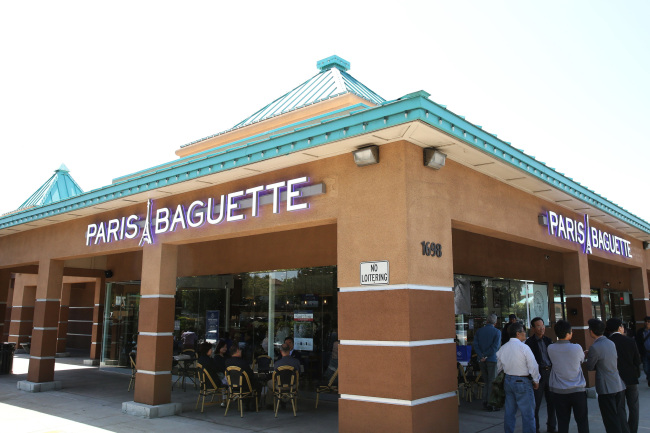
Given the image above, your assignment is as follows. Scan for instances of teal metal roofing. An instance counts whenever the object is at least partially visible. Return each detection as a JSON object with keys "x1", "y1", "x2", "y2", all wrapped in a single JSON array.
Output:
[
  {"x1": 1, "y1": 74, "x2": 649, "y2": 238},
  {"x1": 180, "y1": 56, "x2": 384, "y2": 149},
  {"x1": 17, "y1": 164, "x2": 84, "y2": 210}
]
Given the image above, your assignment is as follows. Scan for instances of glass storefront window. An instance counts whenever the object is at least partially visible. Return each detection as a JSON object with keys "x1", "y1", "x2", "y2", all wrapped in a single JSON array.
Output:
[
  {"x1": 553, "y1": 284, "x2": 566, "y2": 321},
  {"x1": 174, "y1": 266, "x2": 337, "y2": 388},
  {"x1": 100, "y1": 282, "x2": 141, "y2": 367},
  {"x1": 454, "y1": 274, "x2": 550, "y2": 346}
]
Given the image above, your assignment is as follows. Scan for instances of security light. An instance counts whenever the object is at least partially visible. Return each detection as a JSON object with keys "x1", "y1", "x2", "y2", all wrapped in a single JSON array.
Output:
[
  {"x1": 423, "y1": 148, "x2": 446, "y2": 170},
  {"x1": 353, "y1": 146, "x2": 379, "y2": 167}
]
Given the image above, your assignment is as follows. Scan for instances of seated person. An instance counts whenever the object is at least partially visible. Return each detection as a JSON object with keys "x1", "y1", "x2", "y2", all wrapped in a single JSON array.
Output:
[
  {"x1": 277, "y1": 336, "x2": 302, "y2": 363},
  {"x1": 197, "y1": 342, "x2": 224, "y2": 388},
  {"x1": 213, "y1": 339, "x2": 228, "y2": 380},
  {"x1": 266, "y1": 343, "x2": 301, "y2": 407},
  {"x1": 225, "y1": 344, "x2": 262, "y2": 395}
]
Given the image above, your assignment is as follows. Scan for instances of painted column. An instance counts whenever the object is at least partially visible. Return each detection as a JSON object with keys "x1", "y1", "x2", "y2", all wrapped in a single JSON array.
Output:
[
  {"x1": 337, "y1": 142, "x2": 457, "y2": 433},
  {"x1": 0, "y1": 270, "x2": 10, "y2": 342},
  {"x1": 133, "y1": 243, "x2": 177, "y2": 406},
  {"x1": 28, "y1": 259, "x2": 64, "y2": 384},
  {"x1": 90, "y1": 278, "x2": 105, "y2": 360},
  {"x1": 562, "y1": 252, "x2": 593, "y2": 349},
  {"x1": 8, "y1": 274, "x2": 36, "y2": 348},
  {"x1": 56, "y1": 283, "x2": 72, "y2": 354},
  {"x1": 630, "y1": 267, "x2": 649, "y2": 329}
]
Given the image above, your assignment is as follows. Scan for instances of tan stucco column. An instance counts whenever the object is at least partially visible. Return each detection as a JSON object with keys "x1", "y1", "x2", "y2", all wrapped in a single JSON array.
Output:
[
  {"x1": 26, "y1": 259, "x2": 64, "y2": 386},
  {"x1": 56, "y1": 283, "x2": 72, "y2": 355},
  {"x1": 630, "y1": 267, "x2": 649, "y2": 328},
  {"x1": 562, "y1": 251, "x2": 596, "y2": 387},
  {"x1": 128, "y1": 243, "x2": 178, "y2": 415},
  {"x1": 0, "y1": 270, "x2": 10, "y2": 342},
  {"x1": 337, "y1": 142, "x2": 457, "y2": 433},
  {"x1": 89, "y1": 278, "x2": 105, "y2": 360},
  {"x1": 8, "y1": 274, "x2": 36, "y2": 348}
]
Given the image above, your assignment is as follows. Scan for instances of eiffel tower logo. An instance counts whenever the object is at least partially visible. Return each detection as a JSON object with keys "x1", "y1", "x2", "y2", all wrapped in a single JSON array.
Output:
[{"x1": 139, "y1": 199, "x2": 154, "y2": 247}]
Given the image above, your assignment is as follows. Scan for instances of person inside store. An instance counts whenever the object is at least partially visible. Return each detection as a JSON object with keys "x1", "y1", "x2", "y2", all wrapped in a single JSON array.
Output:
[
  {"x1": 607, "y1": 318, "x2": 642, "y2": 433},
  {"x1": 585, "y1": 318, "x2": 629, "y2": 433},
  {"x1": 197, "y1": 341, "x2": 225, "y2": 387},
  {"x1": 282, "y1": 336, "x2": 302, "y2": 363},
  {"x1": 497, "y1": 322, "x2": 540, "y2": 433},
  {"x1": 525, "y1": 317, "x2": 556, "y2": 433},
  {"x1": 265, "y1": 343, "x2": 302, "y2": 409},
  {"x1": 474, "y1": 313, "x2": 501, "y2": 412},
  {"x1": 225, "y1": 344, "x2": 262, "y2": 410},
  {"x1": 547, "y1": 319, "x2": 589, "y2": 433},
  {"x1": 181, "y1": 328, "x2": 198, "y2": 350},
  {"x1": 502, "y1": 314, "x2": 518, "y2": 345},
  {"x1": 635, "y1": 316, "x2": 650, "y2": 388}
]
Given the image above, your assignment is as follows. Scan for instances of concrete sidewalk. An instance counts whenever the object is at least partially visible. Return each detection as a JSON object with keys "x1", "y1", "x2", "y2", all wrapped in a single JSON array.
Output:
[
  {"x1": 1, "y1": 353, "x2": 649, "y2": 432},
  {"x1": 0, "y1": 354, "x2": 338, "y2": 433}
]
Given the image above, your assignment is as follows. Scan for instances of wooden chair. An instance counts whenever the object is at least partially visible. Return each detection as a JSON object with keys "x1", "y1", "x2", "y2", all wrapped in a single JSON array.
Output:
[
  {"x1": 224, "y1": 366, "x2": 259, "y2": 417},
  {"x1": 127, "y1": 353, "x2": 137, "y2": 392},
  {"x1": 457, "y1": 363, "x2": 473, "y2": 402},
  {"x1": 195, "y1": 362, "x2": 224, "y2": 413},
  {"x1": 272, "y1": 365, "x2": 299, "y2": 417},
  {"x1": 315, "y1": 368, "x2": 338, "y2": 408}
]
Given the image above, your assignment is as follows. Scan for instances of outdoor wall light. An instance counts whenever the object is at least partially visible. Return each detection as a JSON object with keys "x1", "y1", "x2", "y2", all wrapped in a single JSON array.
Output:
[
  {"x1": 423, "y1": 148, "x2": 446, "y2": 170},
  {"x1": 353, "y1": 145, "x2": 379, "y2": 167},
  {"x1": 538, "y1": 214, "x2": 549, "y2": 227},
  {"x1": 104, "y1": 270, "x2": 114, "y2": 278},
  {"x1": 644, "y1": 241, "x2": 650, "y2": 250}
]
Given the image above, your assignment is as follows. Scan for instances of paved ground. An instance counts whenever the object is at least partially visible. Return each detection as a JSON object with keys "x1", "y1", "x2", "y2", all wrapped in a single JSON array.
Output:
[{"x1": 1, "y1": 353, "x2": 649, "y2": 432}]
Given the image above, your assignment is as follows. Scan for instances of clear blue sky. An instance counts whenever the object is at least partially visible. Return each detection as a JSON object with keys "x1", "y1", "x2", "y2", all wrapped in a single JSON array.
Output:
[{"x1": 1, "y1": 1, "x2": 648, "y2": 225}]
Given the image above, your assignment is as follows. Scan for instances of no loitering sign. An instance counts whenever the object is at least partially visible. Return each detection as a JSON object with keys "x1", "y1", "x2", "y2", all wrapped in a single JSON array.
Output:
[{"x1": 360, "y1": 260, "x2": 389, "y2": 285}]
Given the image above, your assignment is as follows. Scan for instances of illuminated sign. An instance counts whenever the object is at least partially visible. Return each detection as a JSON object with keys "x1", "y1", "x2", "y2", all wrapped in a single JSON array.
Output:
[
  {"x1": 545, "y1": 210, "x2": 632, "y2": 258},
  {"x1": 86, "y1": 176, "x2": 313, "y2": 246}
]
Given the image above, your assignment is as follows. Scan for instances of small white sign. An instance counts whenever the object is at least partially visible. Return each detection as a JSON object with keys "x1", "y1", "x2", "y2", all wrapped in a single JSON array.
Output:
[{"x1": 360, "y1": 261, "x2": 389, "y2": 285}]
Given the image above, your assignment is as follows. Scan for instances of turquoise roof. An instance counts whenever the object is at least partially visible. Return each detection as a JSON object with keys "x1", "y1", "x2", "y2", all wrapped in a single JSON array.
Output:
[
  {"x1": 18, "y1": 164, "x2": 84, "y2": 210},
  {"x1": 1, "y1": 60, "x2": 648, "y2": 239},
  {"x1": 180, "y1": 56, "x2": 384, "y2": 149}
]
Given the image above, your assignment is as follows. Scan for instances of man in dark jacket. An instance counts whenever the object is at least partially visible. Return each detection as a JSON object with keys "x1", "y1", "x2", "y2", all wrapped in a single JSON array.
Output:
[
  {"x1": 525, "y1": 317, "x2": 556, "y2": 433},
  {"x1": 635, "y1": 316, "x2": 650, "y2": 387},
  {"x1": 608, "y1": 318, "x2": 642, "y2": 433},
  {"x1": 226, "y1": 344, "x2": 261, "y2": 409}
]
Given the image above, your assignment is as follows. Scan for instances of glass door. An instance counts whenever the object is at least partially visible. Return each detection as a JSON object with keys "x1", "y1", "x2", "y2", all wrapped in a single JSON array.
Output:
[{"x1": 101, "y1": 282, "x2": 141, "y2": 367}]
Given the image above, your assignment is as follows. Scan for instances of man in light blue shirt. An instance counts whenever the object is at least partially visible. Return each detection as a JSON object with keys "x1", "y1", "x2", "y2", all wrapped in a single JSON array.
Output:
[
  {"x1": 548, "y1": 320, "x2": 588, "y2": 433},
  {"x1": 474, "y1": 313, "x2": 501, "y2": 411}
]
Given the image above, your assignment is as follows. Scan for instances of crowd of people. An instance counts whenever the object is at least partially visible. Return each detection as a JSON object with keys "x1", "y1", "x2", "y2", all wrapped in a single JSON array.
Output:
[{"x1": 473, "y1": 314, "x2": 650, "y2": 433}]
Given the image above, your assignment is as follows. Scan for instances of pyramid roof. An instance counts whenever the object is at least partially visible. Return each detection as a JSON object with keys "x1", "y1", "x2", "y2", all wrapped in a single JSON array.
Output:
[{"x1": 17, "y1": 164, "x2": 84, "y2": 210}]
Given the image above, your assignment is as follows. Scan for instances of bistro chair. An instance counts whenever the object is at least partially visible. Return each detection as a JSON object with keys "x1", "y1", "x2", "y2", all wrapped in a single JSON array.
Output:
[
  {"x1": 272, "y1": 365, "x2": 299, "y2": 417},
  {"x1": 315, "y1": 368, "x2": 338, "y2": 408},
  {"x1": 195, "y1": 362, "x2": 225, "y2": 413},
  {"x1": 254, "y1": 354, "x2": 273, "y2": 376},
  {"x1": 457, "y1": 363, "x2": 473, "y2": 402},
  {"x1": 127, "y1": 353, "x2": 137, "y2": 392},
  {"x1": 224, "y1": 366, "x2": 259, "y2": 417}
]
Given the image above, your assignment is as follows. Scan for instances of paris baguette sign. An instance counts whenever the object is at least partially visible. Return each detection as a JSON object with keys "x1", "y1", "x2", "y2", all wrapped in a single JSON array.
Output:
[
  {"x1": 544, "y1": 210, "x2": 632, "y2": 258},
  {"x1": 85, "y1": 177, "x2": 318, "y2": 247}
]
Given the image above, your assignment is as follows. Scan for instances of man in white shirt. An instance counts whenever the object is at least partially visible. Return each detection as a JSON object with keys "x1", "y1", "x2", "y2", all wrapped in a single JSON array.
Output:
[{"x1": 497, "y1": 322, "x2": 540, "y2": 433}]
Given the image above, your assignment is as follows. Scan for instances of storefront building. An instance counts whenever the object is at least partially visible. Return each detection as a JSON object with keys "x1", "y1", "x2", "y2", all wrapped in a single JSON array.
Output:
[{"x1": 0, "y1": 56, "x2": 649, "y2": 432}]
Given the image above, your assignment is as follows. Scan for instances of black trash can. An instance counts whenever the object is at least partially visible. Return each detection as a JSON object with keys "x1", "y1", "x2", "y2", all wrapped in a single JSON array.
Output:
[{"x1": 0, "y1": 343, "x2": 16, "y2": 374}]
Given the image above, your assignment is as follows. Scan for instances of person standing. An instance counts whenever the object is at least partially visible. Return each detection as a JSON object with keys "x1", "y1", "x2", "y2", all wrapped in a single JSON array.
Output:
[
  {"x1": 585, "y1": 318, "x2": 629, "y2": 433},
  {"x1": 635, "y1": 316, "x2": 650, "y2": 387},
  {"x1": 547, "y1": 320, "x2": 589, "y2": 433},
  {"x1": 497, "y1": 322, "x2": 540, "y2": 433},
  {"x1": 525, "y1": 317, "x2": 556, "y2": 433},
  {"x1": 502, "y1": 314, "x2": 518, "y2": 346},
  {"x1": 607, "y1": 318, "x2": 642, "y2": 433},
  {"x1": 474, "y1": 313, "x2": 502, "y2": 411}
]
